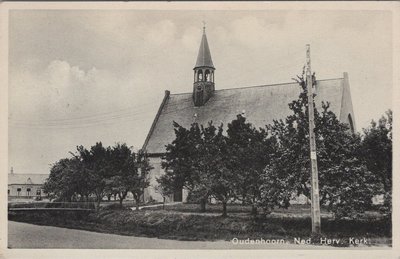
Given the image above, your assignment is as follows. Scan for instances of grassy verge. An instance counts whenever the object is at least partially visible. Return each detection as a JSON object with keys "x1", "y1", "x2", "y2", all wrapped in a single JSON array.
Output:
[{"x1": 8, "y1": 203, "x2": 391, "y2": 247}]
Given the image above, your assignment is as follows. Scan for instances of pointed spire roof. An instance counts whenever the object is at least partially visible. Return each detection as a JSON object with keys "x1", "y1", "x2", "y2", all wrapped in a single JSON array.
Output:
[{"x1": 194, "y1": 27, "x2": 215, "y2": 69}]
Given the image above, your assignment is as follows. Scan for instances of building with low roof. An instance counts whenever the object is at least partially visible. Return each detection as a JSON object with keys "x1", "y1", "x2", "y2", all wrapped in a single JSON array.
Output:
[
  {"x1": 8, "y1": 167, "x2": 49, "y2": 200},
  {"x1": 142, "y1": 27, "x2": 356, "y2": 203}
]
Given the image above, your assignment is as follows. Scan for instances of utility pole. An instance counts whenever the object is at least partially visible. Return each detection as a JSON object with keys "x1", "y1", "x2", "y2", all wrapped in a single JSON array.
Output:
[{"x1": 306, "y1": 44, "x2": 321, "y2": 234}]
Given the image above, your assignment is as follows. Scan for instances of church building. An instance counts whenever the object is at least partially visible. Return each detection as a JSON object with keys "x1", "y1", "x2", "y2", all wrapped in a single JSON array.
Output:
[{"x1": 142, "y1": 27, "x2": 356, "y2": 203}]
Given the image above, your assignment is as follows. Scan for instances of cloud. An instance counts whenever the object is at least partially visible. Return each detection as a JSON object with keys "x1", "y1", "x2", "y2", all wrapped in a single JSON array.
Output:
[
  {"x1": 44, "y1": 60, "x2": 97, "y2": 91},
  {"x1": 9, "y1": 59, "x2": 164, "y2": 123}
]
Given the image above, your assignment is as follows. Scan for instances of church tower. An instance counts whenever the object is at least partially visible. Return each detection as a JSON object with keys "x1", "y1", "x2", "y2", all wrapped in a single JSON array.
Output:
[{"x1": 193, "y1": 25, "x2": 215, "y2": 107}]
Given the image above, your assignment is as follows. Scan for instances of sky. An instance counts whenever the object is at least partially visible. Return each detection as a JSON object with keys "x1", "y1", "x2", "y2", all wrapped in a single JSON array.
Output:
[{"x1": 8, "y1": 9, "x2": 393, "y2": 174}]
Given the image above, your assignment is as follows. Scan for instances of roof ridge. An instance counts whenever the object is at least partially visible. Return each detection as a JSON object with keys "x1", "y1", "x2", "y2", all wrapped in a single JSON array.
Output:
[
  {"x1": 169, "y1": 77, "x2": 345, "y2": 96},
  {"x1": 217, "y1": 77, "x2": 345, "y2": 91}
]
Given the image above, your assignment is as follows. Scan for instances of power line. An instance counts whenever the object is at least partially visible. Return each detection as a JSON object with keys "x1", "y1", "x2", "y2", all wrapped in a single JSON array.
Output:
[
  {"x1": 10, "y1": 50, "x2": 308, "y2": 129},
  {"x1": 9, "y1": 98, "x2": 198, "y2": 129},
  {"x1": 9, "y1": 104, "x2": 197, "y2": 129},
  {"x1": 10, "y1": 91, "x2": 250, "y2": 129},
  {"x1": 9, "y1": 96, "x2": 163, "y2": 123}
]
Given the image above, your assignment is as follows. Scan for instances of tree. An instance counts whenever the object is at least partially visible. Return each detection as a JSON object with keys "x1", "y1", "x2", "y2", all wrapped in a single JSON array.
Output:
[
  {"x1": 130, "y1": 149, "x2": 152, "y2": 210},
  {"x1": 44, "y1": 158, "x2": 77, "y2": 201},
  {"x1": 77, "y1": 142, "x2": 111, "y2": 210},
  {"x1": 160, "y1": 121, "x2": 238, "y2": 216},
  {"x1": 262, "y1": 73, "x2": 376, "y2": 218},
  {"x1": 225, "y1": 114, "x2": 275, "y2": 216},
  {"x1": 44, "y1": 157, "x2": 89, "y2": 202},
  {"x1": 159, "y1": 122, "x2": 210, "y2": 212},
  {"x1": 107, "y1": 143, "x2": 136, "y2": 208},
  {"x1": 200, "y1": 122, "x2": 234, "y2": 217},
  {"x1": 68, "y1": 152, "x2": 92, "y2": 202},
  {"x1": 315, "y1": 105, "x2": 376, "y2": 218},
  {"x1": 361, "y1": 110, "x2": 392, "y2": 214}
]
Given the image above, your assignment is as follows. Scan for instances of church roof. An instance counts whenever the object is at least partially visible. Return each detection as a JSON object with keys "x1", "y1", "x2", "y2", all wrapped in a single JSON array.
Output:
[
  {"x1": 194, "y1": 31, "x2": 215, "y2": 69},
  {"x1": 143, "y1": 77, "x2": 348, "y2": 155},
  {"x1": 8, "y1": 173, "x2": 49, "y2": 185}
]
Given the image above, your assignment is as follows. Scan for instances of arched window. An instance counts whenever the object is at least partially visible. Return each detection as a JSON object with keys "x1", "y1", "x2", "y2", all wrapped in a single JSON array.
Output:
[
  {"x1": 197, "y1": 70, "x2": 203, "y2": 81},
  {"x1": 348, "y1": 114, "x2": 354, "y2": 133},
  {"x1": 205, "y1": 70, "x2": 210, "y2": 82},
  {"x1": 27, "y1": 188, "x2": 31, "y2": 197},
  {"x1": 17, "y1": 188, "x2": 21, "y2": 196}
]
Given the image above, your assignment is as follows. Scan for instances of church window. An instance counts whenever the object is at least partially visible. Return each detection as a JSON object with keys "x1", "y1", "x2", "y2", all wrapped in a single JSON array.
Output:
[
  {"x1": 27, "y1": 188, "x2": 31, "y2": 196},
  {"x1": 17, "y1": 188, "x2": 21, "y2": 196}
]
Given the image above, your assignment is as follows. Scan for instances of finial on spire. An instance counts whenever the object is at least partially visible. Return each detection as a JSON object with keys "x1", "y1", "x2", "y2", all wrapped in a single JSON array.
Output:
[{"x1": 202, "y1": 21, "x2": 206, "y2": 33}]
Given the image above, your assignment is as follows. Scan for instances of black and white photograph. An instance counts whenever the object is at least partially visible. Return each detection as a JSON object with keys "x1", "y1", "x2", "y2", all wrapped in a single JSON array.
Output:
[{"x1": 1, "y1": 2, "x2": 398, "y2": 258}]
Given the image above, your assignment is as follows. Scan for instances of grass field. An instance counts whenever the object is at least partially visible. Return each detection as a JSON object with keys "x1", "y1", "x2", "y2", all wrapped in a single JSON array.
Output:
[{"x1": 8, "y1": 203, "x2": 391, "y2": 247}]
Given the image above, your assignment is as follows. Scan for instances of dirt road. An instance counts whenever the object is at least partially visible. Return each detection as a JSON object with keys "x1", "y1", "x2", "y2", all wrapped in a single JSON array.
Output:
[{"x1": 8, "y1": 221, "x2": 314, "y2": 249}]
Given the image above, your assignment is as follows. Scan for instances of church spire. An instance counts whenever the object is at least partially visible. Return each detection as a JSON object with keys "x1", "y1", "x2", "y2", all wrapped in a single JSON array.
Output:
[
  {"x1": 193, "y1": 24, "x2": 215, "y2": 107},
  {"x1": 194, "y1": 24, "x2": 215, "y2": 69}
]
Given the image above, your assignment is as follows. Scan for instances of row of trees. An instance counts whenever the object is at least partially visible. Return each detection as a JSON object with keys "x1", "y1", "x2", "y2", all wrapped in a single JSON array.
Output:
[
  {"x1": 43, "y1": 143, "x2": 152, "y2": 210},
  {"x1": 159, "y1": 74, "x2": 392, "y2": 218}
]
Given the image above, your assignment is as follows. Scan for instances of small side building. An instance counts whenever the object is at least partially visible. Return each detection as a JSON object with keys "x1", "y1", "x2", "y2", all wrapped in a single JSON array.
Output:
[{"x1": 8, "y1": 168, "x2": 49, "y2": 201}]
